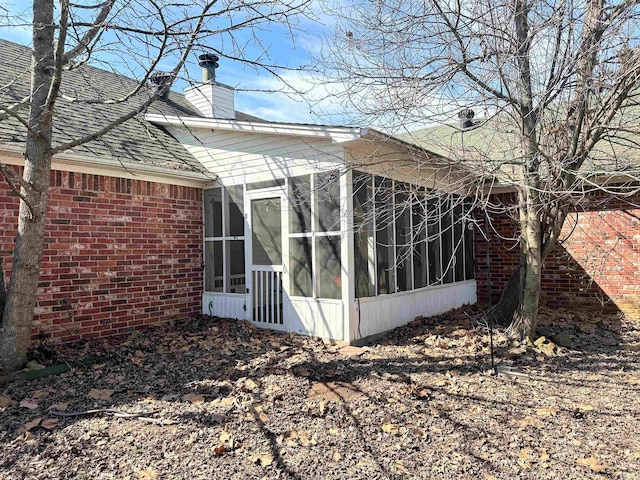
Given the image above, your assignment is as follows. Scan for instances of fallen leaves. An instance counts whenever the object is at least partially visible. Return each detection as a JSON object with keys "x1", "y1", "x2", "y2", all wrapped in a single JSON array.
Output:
[
  {"x1": 49, "y1": 402, "x2": 68, "y2": 412},
  {"x1": 248, "y1": 404, "x2": 269, "y2": 423},
  {"x1": 18, "y1": 417, "x2": 58, "y2": 434},
  {"x1": 130, "y1": 350, "x2": 146, "y2": 367},
  {"x1": 513, "y1": 415, "x2": 544, "y2": 429},
  {"x1": 569, "y1": 402, "x2": 594, "y2": 412},
  {"x1": 576, "y1": 456, "x2": 606, "y2": 473},
  {"x1": 211, "y1": 396, "x2": 235, "y2": 408},
  {"x1": 181, "y1": 393, "x2": 205, "y2": 404},
  {"x1": 87, "y1": 389, "x2": 114, "y2": 401},
  {"x1": 281, "y1": 429, "x2": 314, "y2": 447},
  {"x1": 534, "y1": 407, "x2": 558, "y2": 417},
  {"x1": 19, "y1": 399, "x2": 39, "y2": 410},
  {"x1": 136, "y1": 469, "x2": 160, "y2": 480},
  {"x1": 307, "y1": 381, "x2": 359, "y2": 403},
  {"x1": 1, "y1": 307, "x2": 637, "y2": 479},
  {"x1": 381, "y1": 423, "x2": 399, "y2": 435},
  {"x1": 0, "y1": 395, "x2": 15, "y2": 408},
  {"x1": 533, "y1": 336, "x2": 557, "y2": 356},
  {"x1": 21, "y1": 417, "x2": 42, "y2": 432},
  {"x1": 213, "y1": 430, "x2": 235, "y2": 456},
  {"x1": 517, "y1": 447, "x2": 551, "y2": 469},
  {"x1": 213, "y1": 444, "x2": 230, "y2": 456},
  {"x1": 250, "y1": 453, "x2": 274, "y2": 467},
  {"x1": 41, "y1": 418, "x2": 59, "y2": 430},
  {"x1": 394, "y1": 459, "x2": 409, "y2": 474},
  {"x1": 338, "y1": 345, "x2": 366, "y2": 356}
]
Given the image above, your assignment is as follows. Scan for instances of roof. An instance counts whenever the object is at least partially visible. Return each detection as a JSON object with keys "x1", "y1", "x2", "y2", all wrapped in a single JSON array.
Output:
[
  {"x1": 401, "y1": 108, "x2": 640, "y2": 184},
  {"x1": 0, "y1": 39, "x2": 253, "y2": 174}
]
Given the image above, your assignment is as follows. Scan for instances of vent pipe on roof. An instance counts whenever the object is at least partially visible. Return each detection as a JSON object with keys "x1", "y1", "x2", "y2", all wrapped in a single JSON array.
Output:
[
  {"x1": 458, "y1": 108, "x2": 475, "y2": 129},
  {"x1": 150, "y1": 71, "x2": 173, "y2": 99},
  {"x1": 198, "y1": 53, "x2": 219, "y2": 83}
]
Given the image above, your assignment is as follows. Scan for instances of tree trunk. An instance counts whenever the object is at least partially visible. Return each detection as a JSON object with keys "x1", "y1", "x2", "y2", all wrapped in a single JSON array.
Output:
[
  {"x1": 505, "y1": 184, "x2": 543, "y2": 341},
  {"x1": 0, "y1": 165, "x2": 51, "y2": 372},
  {"x1": 0, "y1": 0, "x2": 55, "y2": 373}
]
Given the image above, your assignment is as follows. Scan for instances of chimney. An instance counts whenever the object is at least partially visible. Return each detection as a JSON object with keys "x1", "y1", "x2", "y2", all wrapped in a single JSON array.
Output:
[
  {"x1": 184, "y1": 53, "x2": 235, "y2": 119},
  {"x1": 150, "y1": 71, "x2": 173, "y2": 99},
  {"x1": 458, "y1": 108, "x2": 475, "y2": 129}
]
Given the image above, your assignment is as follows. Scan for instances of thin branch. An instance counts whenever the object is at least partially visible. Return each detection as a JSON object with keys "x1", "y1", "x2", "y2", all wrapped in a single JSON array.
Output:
[{"x1": 0, "y1": 162, "x2": 35, "y2": 218}]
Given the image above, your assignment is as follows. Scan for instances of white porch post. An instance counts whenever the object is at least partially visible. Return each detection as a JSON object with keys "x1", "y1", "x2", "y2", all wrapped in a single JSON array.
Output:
[{"x1": 340, "y1": 169, "x2": 355, "y2": 343}]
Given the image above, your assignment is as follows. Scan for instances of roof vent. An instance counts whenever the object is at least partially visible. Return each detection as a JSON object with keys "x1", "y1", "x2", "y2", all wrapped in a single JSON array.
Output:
[
  {"x1": 150, "y1": 72, "x2": 173, "y2": 99},
  {"x1": 458, "y1": 108, "x2": 475, "y2": 129},
  {"x1": 198, "y1": 53, "x2": 219, "y2": 83}
]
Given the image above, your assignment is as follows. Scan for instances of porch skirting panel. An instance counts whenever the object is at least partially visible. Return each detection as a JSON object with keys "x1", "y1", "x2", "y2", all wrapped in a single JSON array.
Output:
[
  {"x1": 354, "y1": 280, "x2": 477, "y2": 341},
  {"x1": 203, "y1": 293, "x2": 246, "y2": 320},
  {"x1": 285, "y1": 298, "x2": 345, "y2": 342}
]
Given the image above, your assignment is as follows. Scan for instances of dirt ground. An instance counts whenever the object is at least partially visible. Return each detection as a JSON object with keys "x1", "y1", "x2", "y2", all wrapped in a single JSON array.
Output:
[{"x1": 1, "y1": 306, "x2": 639, "y2": 479}]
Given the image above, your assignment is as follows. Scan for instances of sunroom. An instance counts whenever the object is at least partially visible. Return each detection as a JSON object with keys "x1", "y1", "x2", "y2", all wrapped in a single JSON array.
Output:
[
  {"x1": 148, "y1": 113, "x2": 477, "y2": 343},
  {"x1": 201, "y1": 169, "x2": 476, "y2": 343}
]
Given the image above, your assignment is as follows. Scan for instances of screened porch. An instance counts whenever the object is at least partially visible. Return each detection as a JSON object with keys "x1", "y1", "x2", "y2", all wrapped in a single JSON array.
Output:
[{"x1": 202, "y1": 169, "x2": 477, "y2": 343}]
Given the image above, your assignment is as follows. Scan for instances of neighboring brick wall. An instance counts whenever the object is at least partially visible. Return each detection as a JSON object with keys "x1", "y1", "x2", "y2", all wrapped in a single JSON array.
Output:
[
  {"x1": 0, "y1": 167, "x2": 203, "y2": 344},
  {"x1": 475, "y1": 192, "x2": 640, "y2": 319}
]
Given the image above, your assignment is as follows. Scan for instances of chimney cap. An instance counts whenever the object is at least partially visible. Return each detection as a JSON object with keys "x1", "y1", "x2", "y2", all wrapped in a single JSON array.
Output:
[
  {"x1": 149, "y1": 71, "x2": 173, "y2": 99},
  {"x1": 458, "y1": 108, "x2": 475, "y2": 129},
  {"x1": 458, "y1": 108, "x2": 475, "y2": 119},
  {"x1": 198, "y1": 53, "x2": 219, "y2": 68},
  {"x1": 198, "y1": 53, "x2": 219, "y2": 83},
  {"x1": 150, "y1": 71, "x2": 174, "y2": 85}
]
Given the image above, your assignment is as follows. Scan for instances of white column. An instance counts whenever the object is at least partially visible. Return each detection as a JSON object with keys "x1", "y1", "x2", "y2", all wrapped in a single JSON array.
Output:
[{"x1": 340, "y1": 168, "x2": 355, "y2": 343}]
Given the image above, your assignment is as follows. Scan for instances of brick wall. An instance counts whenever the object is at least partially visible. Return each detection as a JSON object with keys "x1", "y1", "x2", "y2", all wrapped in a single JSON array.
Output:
[
  {"x1": 1, "y1": 167, "x2": 203, "y2": 344},
  {"x1": 475, "y1": 192, "x2": 640, "y2": 319}
]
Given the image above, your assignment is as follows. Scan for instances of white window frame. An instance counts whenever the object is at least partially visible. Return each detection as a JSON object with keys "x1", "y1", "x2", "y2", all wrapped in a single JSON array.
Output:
[
  {"x1": 288, "y1": 172, "x2": 342, "y2": 299},
  {"x1": 203, "y1": 185, "x2": 246, "y2": 294}
]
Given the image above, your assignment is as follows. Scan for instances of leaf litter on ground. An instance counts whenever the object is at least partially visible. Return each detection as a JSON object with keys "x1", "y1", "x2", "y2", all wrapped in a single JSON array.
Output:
[{"x1": 0, "y1": 307, "x2": 638, "y2": 479}]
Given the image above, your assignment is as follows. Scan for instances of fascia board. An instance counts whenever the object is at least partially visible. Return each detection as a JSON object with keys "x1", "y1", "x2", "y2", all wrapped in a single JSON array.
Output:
[
  {"x1": 0, "y1": 145, "x2": 215, "y2": 187},
  {"x1": 145, "y1": 113, "x2": 365, "y2": 144}
]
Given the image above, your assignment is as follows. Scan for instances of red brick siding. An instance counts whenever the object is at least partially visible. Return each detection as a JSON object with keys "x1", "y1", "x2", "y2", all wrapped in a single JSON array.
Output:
[
  {"x1": 475, "y1": 193, "x2": 640, "y2": 319},
  {"x1": 1, "y1": 166, "x2": 203, "y2": 344}
]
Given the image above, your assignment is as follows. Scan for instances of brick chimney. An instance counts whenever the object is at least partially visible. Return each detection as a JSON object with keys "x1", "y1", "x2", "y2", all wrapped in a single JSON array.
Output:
[{"x1": 184, "y1": 53, "x2": 235, "y2": 119}]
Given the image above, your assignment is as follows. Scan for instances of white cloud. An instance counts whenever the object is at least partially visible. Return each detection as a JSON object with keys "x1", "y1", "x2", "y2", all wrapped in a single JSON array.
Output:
[{"x1": 231, "y1": 68, "x2": 356, "y2": 125}]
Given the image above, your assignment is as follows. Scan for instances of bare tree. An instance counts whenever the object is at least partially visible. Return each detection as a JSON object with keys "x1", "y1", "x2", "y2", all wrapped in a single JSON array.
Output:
[
  {"x1": 0, "y1": 0, "x2": 309, "y2": 372},
  {"x1": 316, "y1": 0, "x2": 640, "y2": 339}
]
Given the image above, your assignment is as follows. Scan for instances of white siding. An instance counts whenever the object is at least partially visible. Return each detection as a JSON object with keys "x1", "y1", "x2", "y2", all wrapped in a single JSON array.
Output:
[
  {"x1": 354, "y1": 280, "x2": 477, "y2": 340},
  {"x1": 185, "y1": 83, "x2": 235, "y2": 119},
  {"x1": 202, "y1": 294, "x2": 346, "y2": 341},
  {"x1": 285, "y1": 298, "x2": 346, "y2": 341},
  {"x1": 168, "y1": 127, "x2": 345, "y2": 185},
  {"x1": 203, "y1": 293, "x2": 246, "y2": 320}
]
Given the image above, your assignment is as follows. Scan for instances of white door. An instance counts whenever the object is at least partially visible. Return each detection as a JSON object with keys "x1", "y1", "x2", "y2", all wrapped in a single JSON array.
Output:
[{"x1": 246, "y1": 191, "x2": 289, "y2": 330}]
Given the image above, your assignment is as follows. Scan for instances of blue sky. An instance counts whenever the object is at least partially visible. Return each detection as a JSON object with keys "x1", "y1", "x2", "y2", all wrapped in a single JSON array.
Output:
[{"x1": 0, "y1": 1, "x2": 347, "y2": 125}]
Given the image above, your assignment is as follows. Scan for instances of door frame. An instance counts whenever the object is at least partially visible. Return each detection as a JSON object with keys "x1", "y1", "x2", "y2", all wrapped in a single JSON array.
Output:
[{"x1": 245, "y1": 187, "x2": 289, "y2": 329}]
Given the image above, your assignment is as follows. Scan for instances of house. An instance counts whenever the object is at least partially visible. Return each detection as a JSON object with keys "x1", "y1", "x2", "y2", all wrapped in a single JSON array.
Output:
[
  {"x1": 0, "y1": 39, "x2": 477, "y2": 345},
  {"x1": 404, "y1": 112, "x2": 640, "y2": 321}
]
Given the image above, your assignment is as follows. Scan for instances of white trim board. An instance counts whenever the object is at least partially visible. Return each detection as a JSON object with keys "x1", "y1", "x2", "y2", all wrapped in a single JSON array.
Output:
[
  {"x1": 0, "y1": 146, "x2": 214, "y2": 188},
  {"x1": 146, "y1": 113, "x2": 367, "y2": 144}
]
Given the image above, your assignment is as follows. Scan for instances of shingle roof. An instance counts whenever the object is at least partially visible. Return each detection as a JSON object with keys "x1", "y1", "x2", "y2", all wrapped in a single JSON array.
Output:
[
  {"x1": 401, "y1": 108, "x2": 640, "y2": 183},
  {"x1": 0, "y1": 39, "x2": 252, "y2": 173}
]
